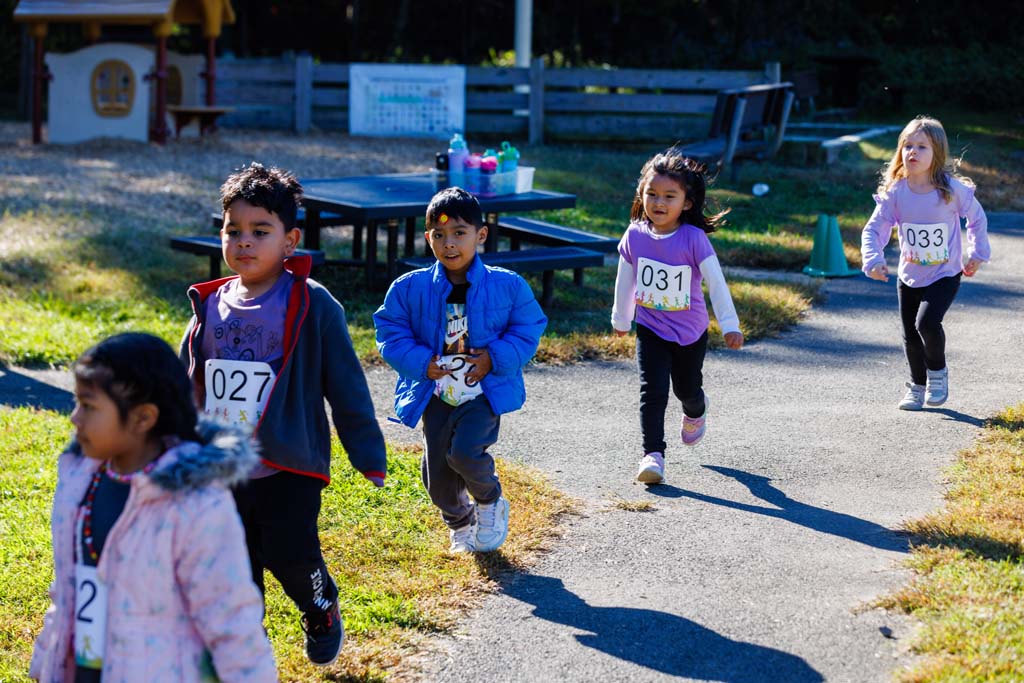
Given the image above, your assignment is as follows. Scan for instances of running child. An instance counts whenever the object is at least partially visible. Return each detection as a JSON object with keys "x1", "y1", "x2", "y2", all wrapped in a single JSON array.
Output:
[
  {"x1": 180, "y1": 162, "x2": 387, "y2": 666},
  {"x1": 373, "y1": 187, "x2": 547, "y2": 553},
  {"x1": 861, "y1": 115, "x2": 990, "y2": 410},
  {"x1": 30, "y1": 332, "x2": 277, "y2": 683},
  {"x1": 611, "y1": 148, "x2": 744, "y2": 485}
]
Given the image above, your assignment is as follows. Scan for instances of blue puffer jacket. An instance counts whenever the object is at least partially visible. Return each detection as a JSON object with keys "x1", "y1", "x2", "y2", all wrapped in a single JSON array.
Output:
[{"x1": 374, "y1": 256, "x2": 548, "y2": 427}]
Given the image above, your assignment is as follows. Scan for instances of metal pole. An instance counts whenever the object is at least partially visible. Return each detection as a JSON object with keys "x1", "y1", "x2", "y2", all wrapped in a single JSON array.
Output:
[{"x1": 514, "y1": 0, "x2": 532, "y2": 68}]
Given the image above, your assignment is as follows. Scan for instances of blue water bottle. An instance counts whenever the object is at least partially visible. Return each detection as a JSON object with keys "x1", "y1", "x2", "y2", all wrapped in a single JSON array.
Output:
[
  {"x1": 447, "y1": 133, "x2": 468, "y2": 189},
  {"x1": 463, "y1": 153, "x2": 482, "y2": 194},
  {"x1": 498, "y1": 141, "x2": 520, "y2": 194}
]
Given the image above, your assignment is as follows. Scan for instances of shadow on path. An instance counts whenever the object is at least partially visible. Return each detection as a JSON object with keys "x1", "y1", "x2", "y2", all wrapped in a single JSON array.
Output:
[
  {"x1": 647, "y1": 466, "x2": 909, "y2": 553},
  {"x1": 0, "y1": 364, "x2": 74, "y2": 412},
  {"x1": 503, "y1": 573, "x2": 824, "y2": 682}
]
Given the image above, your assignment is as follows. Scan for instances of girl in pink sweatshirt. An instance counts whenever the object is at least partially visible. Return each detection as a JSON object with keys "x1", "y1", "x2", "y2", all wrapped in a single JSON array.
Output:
[
  {"x1": 30, "y1": 332, "x2": 277, "y2": 683},
  {"x1": 861, "y1": 116, "x2": 990, "y2": 410}
]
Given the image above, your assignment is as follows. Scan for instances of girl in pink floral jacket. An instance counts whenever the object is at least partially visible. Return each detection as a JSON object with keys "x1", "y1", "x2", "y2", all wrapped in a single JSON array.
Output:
[{"x1": 30, "y1": 332, "x2": 277, "y2": 683}]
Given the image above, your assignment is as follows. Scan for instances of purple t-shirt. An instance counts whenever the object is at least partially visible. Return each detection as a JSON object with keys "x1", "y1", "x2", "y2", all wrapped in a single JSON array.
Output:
[
  {"x1": 201, "y1": 272, "x2": 292, "y2": 478},
  {"x1": 861, "y1": 176, "x2": 989, "y2": 288},
  {"x1": 618, "y1": 220, "x2": 715, "y2": 346}
]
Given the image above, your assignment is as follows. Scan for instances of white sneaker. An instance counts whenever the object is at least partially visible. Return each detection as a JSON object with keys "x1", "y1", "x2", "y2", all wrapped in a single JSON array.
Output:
[
  {"x1": 636, "y1": 452, "x2": 665, "y2": 484},
  {"x1": 474, "y1": 497, "x2": 510, "y2": 552},
  {"x1": 925, "y1": 367, "x2": 948, "y2": 406},
  {"x1": 448, "y1": 524, "x2": 476, "y2": 553},
  {"x1": 898, "y1": 382, "x2": 925, "y2": 411}
]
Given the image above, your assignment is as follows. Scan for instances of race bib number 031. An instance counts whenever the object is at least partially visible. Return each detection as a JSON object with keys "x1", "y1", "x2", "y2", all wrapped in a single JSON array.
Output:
[
  {"x1": 635, "y1": 257, "x2": 692, "y2": 311},
  {"x1": 901, "y1": 221, "x2": 950, "y2": 266},
  {"x1": 204, "y1": 359, "x2": 275, "y2": 427}
]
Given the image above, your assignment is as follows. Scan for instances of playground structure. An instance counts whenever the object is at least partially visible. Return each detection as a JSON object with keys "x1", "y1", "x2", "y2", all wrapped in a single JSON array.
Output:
[{"x1": 13, "y1": 0, "x2": 235, "y2": 144}]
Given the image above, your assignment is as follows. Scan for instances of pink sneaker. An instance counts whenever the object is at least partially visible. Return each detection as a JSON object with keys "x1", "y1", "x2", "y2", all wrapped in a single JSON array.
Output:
[{"x1": 681, "y1": 395, "x2": 709, "y2": 446}]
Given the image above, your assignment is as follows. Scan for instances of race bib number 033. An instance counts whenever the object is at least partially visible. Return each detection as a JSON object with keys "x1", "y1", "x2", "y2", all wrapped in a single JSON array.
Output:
[
  {"x1": 901, "y1": 221, "x2": 950, "y2": 266},
  {"x1": 204, "y1": 359, "x2": 275, "y2": 427},
  {"x1": 635, "y1": 257, "x2": 692, "y2": 311}
]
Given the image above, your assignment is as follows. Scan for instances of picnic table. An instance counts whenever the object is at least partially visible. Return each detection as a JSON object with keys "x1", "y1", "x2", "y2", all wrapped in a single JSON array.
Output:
[{"x1": 300, "y1": 173, "x2": 578, "y2": 287}]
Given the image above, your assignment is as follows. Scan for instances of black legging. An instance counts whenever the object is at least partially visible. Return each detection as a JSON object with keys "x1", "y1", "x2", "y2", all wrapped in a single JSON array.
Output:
[
  {"x1": 897, "y1": 273, "x2": 961, "y2": 386},
  {"x1": 636, "y1": 324, "x2": 708, "y2": 455}
]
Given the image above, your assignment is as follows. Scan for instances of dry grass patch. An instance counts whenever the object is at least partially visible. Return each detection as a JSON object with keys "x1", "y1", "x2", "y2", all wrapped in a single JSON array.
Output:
[{"x1": 875, "y1": 403, "x2": 1024, "y2": 682}]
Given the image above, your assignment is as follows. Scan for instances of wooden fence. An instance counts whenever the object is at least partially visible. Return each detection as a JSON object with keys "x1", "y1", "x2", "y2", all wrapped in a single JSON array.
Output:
[{"x1": 215, "y1": 56, "x2": 781, "y2": 144}]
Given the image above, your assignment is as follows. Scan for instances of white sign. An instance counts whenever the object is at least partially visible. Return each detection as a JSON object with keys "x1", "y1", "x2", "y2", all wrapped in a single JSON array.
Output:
[
  {"x1": 204, "y1": 359, "x2": 275, "y2": 427},
  {"x1": 349, "y1": 64, "x2": 465, "y2": 138}
]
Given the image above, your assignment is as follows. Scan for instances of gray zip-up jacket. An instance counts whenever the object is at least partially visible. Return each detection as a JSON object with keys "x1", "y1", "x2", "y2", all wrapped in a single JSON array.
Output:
[{"x1": 180, "y1": 255, "x2": 386, "y2": 485}]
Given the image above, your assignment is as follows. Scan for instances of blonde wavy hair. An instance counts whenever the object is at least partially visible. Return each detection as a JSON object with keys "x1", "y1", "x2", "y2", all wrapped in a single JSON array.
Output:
[{"x1": 878, "y1": 116, "x2": 974, "y2": 204}]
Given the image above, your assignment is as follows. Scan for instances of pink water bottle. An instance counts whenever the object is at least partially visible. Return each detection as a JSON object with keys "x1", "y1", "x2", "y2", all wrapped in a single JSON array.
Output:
[{"x1": 479, "y1": 154, "x2": 498, "y2": 197}]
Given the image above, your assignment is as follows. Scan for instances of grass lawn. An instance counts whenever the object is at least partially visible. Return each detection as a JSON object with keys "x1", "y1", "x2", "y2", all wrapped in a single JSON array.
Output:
[
  {"x1": 0, "y1": 407, "x2": 574, "y2": 682},
  {"x1": 876, "y1": 404, "x2": 1024, "y2": 682}
]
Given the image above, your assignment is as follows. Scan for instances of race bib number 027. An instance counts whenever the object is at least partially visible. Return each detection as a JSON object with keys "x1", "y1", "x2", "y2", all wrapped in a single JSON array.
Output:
[
  {"x1": 635, "y1": 257, "x2": 692, "y2": 311},
  {"x1": 901, "y1": 221, "x2": 950, "y2": 266},
  {"x1": 204, "y1": 359, "x2": 275, "y2": 427}
]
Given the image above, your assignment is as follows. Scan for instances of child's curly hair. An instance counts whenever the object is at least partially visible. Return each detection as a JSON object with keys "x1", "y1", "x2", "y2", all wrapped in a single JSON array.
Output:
[
  {"x1": 630, "y1": 148, "x2": 728, "y2": 233},
  {"x1": 220, "y1": 162, "x2": 303, "y2": 229}
]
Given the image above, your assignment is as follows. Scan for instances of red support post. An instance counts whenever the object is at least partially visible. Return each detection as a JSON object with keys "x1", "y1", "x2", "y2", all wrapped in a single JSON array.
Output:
[
  {"x1": 152, "y1": 35, "x2": 168, "y2": 144},
  {"x1": 31, "y1": 33, "x2": 47, "y2": 144}
]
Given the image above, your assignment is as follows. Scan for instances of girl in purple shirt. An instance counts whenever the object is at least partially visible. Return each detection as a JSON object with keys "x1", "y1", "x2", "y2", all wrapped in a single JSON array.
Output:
[
  {"x1": 611, "y1": 149, "x2": 744, "y2": 485},
  {"x1": 861, "y1": 116, "x2": 990, "y2": 411}
]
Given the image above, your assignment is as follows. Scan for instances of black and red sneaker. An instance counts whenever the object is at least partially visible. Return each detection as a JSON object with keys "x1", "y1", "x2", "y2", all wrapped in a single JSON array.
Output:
[{"x1": 300, "y1": 602, "x2": 344, "y2": 666}]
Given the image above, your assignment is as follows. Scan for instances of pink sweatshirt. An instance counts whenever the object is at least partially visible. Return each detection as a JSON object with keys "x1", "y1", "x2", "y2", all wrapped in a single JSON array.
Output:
[
  {"x1": 30, "y1": 427, "x2": 278, "y2": 683},
  {"x1": 860, "y1": 176, "x2": 990, "y2": 287}
]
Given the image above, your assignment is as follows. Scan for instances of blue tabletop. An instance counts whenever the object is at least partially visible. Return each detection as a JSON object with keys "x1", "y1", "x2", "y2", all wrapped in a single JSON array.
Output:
[{"x1": 301, "y1": 173, "x2": 575, "y2": 221}]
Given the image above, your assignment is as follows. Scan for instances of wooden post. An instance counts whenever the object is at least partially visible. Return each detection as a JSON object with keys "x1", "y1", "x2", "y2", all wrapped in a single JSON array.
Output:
[
  {"x1": 765, "y1": 61, "x2": 781, "y2": 84},
  {"x1": 204, "y1": 37, "x2": 217, "y2": 105},
  {"x1": 294, "y1": 52, "x2": 313, "y2": 133},
  {"x1": 528, "y1": 57, "x2": 544, "y2": 145},
  {"x1": 30, "y1": 23, "x2": 48, "y2": 145}
]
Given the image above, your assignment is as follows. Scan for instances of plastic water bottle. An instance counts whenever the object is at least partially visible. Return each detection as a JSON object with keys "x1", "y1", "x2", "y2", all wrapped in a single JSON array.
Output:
[
  {"x1": 480, "y1": 154, "x2": 498, "y2": 197},
  {"x1": 448, "y1": 133, "x2": 468, "y2": 188},
  {"x1": 463, "y1": 153, "x2": 482, "y2": 194},
  {"x1": 498, "y1": 141, "x2": 520, "y2": 194}
]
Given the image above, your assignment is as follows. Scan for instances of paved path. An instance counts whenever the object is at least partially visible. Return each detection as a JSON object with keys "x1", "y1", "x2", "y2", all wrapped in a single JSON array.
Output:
[
  {"x1": 364, "y1": 213, "x2": 1024, "y2": 682},
  {"x1": 3, "y1": 215, "x2": 1021, "y2": 683}
]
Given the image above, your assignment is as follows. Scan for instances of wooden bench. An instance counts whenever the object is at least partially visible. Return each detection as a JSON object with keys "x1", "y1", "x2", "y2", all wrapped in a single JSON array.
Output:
[
  {"x1": 679, "y1": 82, "x2": 795, "y2": 177},
  {"x1": 169, "y1": 235, "x2": 325, "y2": 280},
  {"x1": 496, "y1": 216, "x2": 618, "y2": 286},
  {"x1": 399, "y1": 246, "x2": 604, "y2": 308}
]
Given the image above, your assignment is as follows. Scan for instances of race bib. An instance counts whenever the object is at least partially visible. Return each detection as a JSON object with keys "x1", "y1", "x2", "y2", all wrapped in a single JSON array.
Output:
[
  {"x1": 901, "y1": 222, "x2": 950, "y2": 266},
  {"x1": 434, "y1": 354, "x2": 484, "y2": 407},
  {"x1": 74, "y1": 563, "x2": 107, "y2": 670},
  {"x1": 635, "y1": 257, "x2": 692, "y2": 311},
  {"x1": 204, "y1": 359, "x2": 275, "y2": 427}
]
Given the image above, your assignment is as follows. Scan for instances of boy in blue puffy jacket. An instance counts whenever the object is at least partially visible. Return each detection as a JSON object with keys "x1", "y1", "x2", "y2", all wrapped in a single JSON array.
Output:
[{"x1": 374, "y1": 187, "x2": 547, "y2": 553}]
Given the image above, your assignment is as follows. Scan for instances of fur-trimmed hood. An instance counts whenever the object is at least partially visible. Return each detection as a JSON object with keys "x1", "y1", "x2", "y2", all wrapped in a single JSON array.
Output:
[{"x1": 67, "y1": 419, "x2": 259, "y2": 495}]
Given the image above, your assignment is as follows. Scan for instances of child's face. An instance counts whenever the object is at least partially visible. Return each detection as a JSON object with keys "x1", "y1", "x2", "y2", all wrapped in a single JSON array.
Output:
[
  {"x1": 901, "y1": 130, "x2": 935, "y2": 180},
  {"x1": 221, "y1": 199, "x2": 301, "y2": 293},
  {"x1": 643, "y1": 173, "x2": 692, "y2": 233},
  {"x1": 71, "y1": 380, "x2": 139, "y2": 462},
  {"x1": 425, "y1": 216, "x2": 487, "y2": 283}
]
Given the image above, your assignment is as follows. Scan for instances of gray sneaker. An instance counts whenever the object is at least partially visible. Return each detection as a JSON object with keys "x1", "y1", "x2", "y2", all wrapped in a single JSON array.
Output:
[
  {"x1": 448, "y1": 523, "x2": 476, "y2": 553},
  {"x1": 898, "y1": 382, "x2": 925, "y2": 411},
  {"x1": 925, "y1": 367, "x2": 948, "y2": 406},
  {"x1": 474, "y1": 497, "x2": 510, "y2": 552}
]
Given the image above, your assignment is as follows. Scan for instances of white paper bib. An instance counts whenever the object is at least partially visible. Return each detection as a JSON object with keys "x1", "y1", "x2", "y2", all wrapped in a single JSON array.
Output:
[
  {"x1": 635, "y1": 257, "x2": 692, "y2": 311},
  {"x1": 204, "y1": 359, "x2": 275, "y2": 427},
  {"x1": 74, "y1": 561, "x2": 108, "y2": 670},
  {"x1": 434, "y1": 354, "x2": 484, "y2": 407},
  {"x1": 901, "y1": 221, "x2": 950, "y2": 266}
]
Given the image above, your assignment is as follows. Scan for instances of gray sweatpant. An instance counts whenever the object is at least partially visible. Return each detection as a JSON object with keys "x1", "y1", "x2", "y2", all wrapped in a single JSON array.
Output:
[{"x1": 421, "y1": 394, "x2": 502, "y2": 529}]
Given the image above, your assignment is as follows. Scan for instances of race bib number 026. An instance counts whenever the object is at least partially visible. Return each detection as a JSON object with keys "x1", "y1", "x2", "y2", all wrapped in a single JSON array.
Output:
[
  {"x1": 635, "y1": 257, "x2": 692, "y2": 311},
  {"x1": 204, "y1": 359, "x2": 275, "y2": 427},
  {"x1": 901, "y1": 221, "x2": 950, "y2": 266}
]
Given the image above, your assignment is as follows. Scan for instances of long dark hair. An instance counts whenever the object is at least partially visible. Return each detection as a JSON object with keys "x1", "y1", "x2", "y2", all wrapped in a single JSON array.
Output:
[
  {"x1": 629, "y1": 148, "x2": 728, "y2": 233},
  {"x1": 73, "y1": 332, "x2": 200, "y2": 443}
]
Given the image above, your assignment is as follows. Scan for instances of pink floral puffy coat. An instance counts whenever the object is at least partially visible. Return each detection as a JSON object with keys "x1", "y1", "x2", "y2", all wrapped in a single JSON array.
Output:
[{"x1": 30, "y1": 423, "x2": 278, "y2": 683}]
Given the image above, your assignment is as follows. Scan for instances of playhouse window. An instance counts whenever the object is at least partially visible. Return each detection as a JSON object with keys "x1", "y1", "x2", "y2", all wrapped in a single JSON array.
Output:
[{"x1": 91, "y1": 60, "x2": 136, "y2": 117}]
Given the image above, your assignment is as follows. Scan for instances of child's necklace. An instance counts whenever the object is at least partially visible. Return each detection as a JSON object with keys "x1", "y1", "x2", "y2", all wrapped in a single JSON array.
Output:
[{"x1": 81, "y1": 460, "x2": 158, "y2": 562}]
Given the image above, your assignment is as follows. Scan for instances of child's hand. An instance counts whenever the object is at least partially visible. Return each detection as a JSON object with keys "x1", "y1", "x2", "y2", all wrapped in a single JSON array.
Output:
[
  {"x1": 426, "y1": 355, "x2": 451, "y2": 380},
  {"x1": 465, "y1": 348, "x2": 492, "y2": 383},
  {"x1": 963, "y1": 257, "x2": 983, "y2": 277},
  {"x1": 867, "y1": 263, "x2": 889, "y2": 282},
  {"x1": 724, "y1": 331, "x2": 744, "y2": 350}
]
